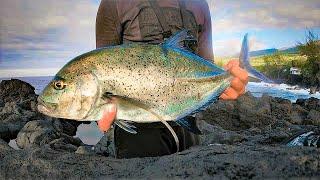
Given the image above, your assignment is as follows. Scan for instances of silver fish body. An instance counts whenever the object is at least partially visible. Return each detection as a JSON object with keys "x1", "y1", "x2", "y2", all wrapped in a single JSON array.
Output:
[{"x1": 38, "y1": 31, "x2": 233, "y2": 127}]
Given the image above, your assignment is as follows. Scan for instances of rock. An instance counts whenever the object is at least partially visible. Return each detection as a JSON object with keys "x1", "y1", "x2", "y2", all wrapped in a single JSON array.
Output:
[
  {"x1": 0, "y1": 79, "x2": 41, "y2": 142},
  {"x1": 16, "y1": 120, "x2": 59, "y2": 149},
  {"x1": 304, "y1": 110, "x2": 320, "y2": 126},
  {"x1": 94, "y1": 128, "x2": 115, "y2": 157},
  {"x1": 75, "y1": 145, "x2": 95, "y2": 155},
  {"x1": 48, "y1": 137, "x2": 82, "y2": 152},
  {"x1": 310, "y1": 86, "x2": 317, "y2": 94},
  {"x1": 0, "y1": 98, "x2": 40, "y2": 142},
  {"x1": 198, "y1": 93, "x2": 276, "y2": 131},
  {"x1": 296, "y1": 97, "x2": 320, "y2": 111},
  {"x1": 0, "y1": 138, "x2": 13, "y2": 159},
  {"x1": 0, "y1": 79, "x2": 35, "y2": 103},
  {"x1": 289, "y1": 104, "x2": 309, "y2": 124},
  {"x1": 198, "y1": 120, "x2": 246, "y2": 145},
  {"x1": 0, "y1": 143, "x2": 319, "y2": 179},
  {"x1": 1, "y1": 79, "x2": 320, "y2": 179},
  {"x1": 0, "y1": 79, "x2": 82, "y2": 148},
  {"x1": 270, "y1": 97, "x2": 292, "y2": 121},
  {"x1": 16, "y1": 119, "x2": 83, "y2": 151}
]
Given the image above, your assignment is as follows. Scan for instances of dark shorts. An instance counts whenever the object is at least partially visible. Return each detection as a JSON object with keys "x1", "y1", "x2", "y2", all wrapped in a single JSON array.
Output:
[{"x1": 114, "y1": 118, "x2": 199, "y2": 159}]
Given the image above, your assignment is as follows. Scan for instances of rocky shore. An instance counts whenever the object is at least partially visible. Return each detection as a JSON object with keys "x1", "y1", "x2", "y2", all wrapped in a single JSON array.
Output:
[{"x1": 0, "y1": 79, "x2": 319, "y2": 179}]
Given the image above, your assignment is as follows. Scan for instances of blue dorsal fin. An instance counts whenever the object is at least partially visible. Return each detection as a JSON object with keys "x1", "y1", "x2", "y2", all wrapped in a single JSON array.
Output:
[
  {"x1": 163, "y1": 30, "x2": 225, "y2": 75},
  {"x1": 163, "y1": 30, "x2": 197, "y2": 52}
]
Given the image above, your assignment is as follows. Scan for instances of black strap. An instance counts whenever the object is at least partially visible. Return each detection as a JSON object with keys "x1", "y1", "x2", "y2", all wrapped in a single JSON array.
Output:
[
  {"x1": 148, "y1": 0, "x2": 172, "y2": 38},
  {"x1": 178, "y1": 0, "x2": 187, "y2": 30},
  {"x1": 178, "y1": 0, "x2": 203, "y2": 33}
]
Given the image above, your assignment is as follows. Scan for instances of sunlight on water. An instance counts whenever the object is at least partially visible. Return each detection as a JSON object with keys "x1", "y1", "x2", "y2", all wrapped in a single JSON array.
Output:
[{"x1": 247, "y1": 82, "x2": 320, "y2": 102}]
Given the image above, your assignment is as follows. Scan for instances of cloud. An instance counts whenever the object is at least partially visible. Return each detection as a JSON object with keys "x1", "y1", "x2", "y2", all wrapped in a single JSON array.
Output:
[
  {"x1": 207, "y1": 0, "x2": 320, "y2": 32},
  {"x1": 213, "y1": 36, "x2": 267, "y2": 57},
  {"x1": 0, "y1": 68, "x2": 59, "y2": 78},
  {"x1": 0, "y1": 0, "x2": 98, "y2": 69}
]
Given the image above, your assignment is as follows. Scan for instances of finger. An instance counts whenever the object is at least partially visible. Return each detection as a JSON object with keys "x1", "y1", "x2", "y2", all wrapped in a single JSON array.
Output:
[
  {"x1": 224, "y1": 60, "x2": 239, "y2": 70},
  {"x1": 229, "y1": 66, "x2": 248, "y2": 83},
  {"x1": 222, "y1": 87, "x2": 239, "y2": 100},
  {"x1": 239, "y1": 86, "x2": 246, "y2": 95},
  {"x1": 230, "y1": 77, "x2": 245, "y2": 92},
  {"x1": 220, "y1": 93, "x2": 229, "y2": 100}
]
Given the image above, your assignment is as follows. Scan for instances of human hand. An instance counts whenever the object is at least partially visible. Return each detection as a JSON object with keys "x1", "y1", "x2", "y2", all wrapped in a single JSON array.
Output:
[{"x1": 220, "y1": 60, "x2": 248, "y2": 100}]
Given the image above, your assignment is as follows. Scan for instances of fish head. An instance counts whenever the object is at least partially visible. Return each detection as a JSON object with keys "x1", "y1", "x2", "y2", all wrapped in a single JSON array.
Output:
[{"x1": 37, "y1": 69, "x2": 99, "y2": 120}]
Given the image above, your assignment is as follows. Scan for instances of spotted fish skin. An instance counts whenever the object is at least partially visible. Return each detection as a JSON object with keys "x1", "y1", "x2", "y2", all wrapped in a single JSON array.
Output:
[{"x1": 37, "y1": 31, "x2": 231, "y2": 123}]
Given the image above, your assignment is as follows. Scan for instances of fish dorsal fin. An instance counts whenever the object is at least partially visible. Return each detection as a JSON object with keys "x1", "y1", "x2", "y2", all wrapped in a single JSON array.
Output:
[
  {"x1": 163, "y1": 30, "x2": 197, "y2": 52},
  {"x1": 163, "y1": 30, "x2": 226, "y2": 77}
]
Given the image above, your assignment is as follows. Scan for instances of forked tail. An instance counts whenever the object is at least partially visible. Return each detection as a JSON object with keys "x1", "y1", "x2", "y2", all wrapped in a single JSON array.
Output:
[{"x1": 239, "y1": 34, "x2": 274, "y2": 83}]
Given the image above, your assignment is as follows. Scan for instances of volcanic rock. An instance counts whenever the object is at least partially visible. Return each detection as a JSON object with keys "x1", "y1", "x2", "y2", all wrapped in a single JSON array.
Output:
[
  {"x1": 0, "y1": 79, "x2": 39, "y2": 142},
  {"x1": 16, "y1": 119, "x2": 83, "y2": 151},
  {"x1": 1, "y1": 79, "x2": 320, "y2": 179}
]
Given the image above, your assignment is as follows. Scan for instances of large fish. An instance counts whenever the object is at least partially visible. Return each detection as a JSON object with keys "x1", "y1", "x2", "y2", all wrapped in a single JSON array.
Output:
[{"x1": 37, "y1": 30, "x2": 255, "y2": 136}]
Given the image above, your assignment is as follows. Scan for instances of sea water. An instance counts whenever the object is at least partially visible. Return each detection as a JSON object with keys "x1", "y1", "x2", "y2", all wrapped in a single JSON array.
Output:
[
  {"x1": 1, "y1": 76, "x2": 319, "y2": 146},
  {"x1": 1, "y1": 76, "x2": 319, "y2": 102}
]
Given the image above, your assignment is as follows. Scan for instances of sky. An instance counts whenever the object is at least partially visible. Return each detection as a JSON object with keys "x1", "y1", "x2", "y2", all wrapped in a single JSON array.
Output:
[{"x1": 0, "y1": 0, "x2": 319, "y2": 77}]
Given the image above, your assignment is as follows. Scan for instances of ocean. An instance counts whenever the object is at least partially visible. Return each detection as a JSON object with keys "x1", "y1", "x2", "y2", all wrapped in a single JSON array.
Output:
[
  {"x1": 1, "y1": 76, "x2": 320, "y2": 147},
  {"x1": 1, "y1": 76, "x2": 319, "y2": 102}
]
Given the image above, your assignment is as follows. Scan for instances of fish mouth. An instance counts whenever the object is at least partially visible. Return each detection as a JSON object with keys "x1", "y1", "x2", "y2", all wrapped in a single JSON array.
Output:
[{"x1": 37, "y1": 97, "x2": 57, "y2": 114}]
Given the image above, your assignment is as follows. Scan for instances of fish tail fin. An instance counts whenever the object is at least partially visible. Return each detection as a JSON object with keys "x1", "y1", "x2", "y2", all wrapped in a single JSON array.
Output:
[{"x1": 239, "y1": 33, "x2": 274, "y2": 83}]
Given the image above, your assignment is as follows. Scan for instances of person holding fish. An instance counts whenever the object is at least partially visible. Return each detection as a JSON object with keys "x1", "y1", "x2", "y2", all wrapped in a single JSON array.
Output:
[{"x1": 94, "y1": 0, "x2": 249, "y2": 158}]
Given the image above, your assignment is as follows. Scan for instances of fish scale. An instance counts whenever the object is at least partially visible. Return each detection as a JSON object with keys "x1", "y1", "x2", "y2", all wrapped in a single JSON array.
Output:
[{"x1": 37, "y1": 30, "x2": 257, "y2": 132}]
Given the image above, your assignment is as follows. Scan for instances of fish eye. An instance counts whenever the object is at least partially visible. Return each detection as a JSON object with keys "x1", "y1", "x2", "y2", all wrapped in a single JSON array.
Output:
[{"x1": 53, "y1": 80, "x2": 66, "y2": 90}]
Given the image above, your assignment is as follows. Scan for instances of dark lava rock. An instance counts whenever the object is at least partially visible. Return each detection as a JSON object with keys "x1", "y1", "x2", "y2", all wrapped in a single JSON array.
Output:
[
  {"x1": 0, "y1": 79, "x2": 40, "y2": 142},
  {"x1": 75, "y1": 145, "x2": 95, "y2": 155},
  {"x1": 94, "y1": 129, "x2": 115, "y2": 157},
  {"x1": 0, "y1": 138, "x2": 13, "y2": 159},
  {"x1": 1, "y1": 79, "x2": 320, "y2": 179},
  {"x1": 0, "y1": 143, "x2": 319, "y2": 179},
  {"x1": 296, "y1": 97, "x2": 320, "y2": 111},
  {"x1": 198, "y1": 120, "x2": 246, "y2": 146},
  {"x1": 0, "y1": 79, "x2": 36, "y2": 103},
  {"x1": 0, "y1": 79, "x2": 81, "y2": 146},
  {"x1": 16, "y1": 119, "x2": 83, "y2": 151},
  {"x1": 197, "y1": 93, "x2": 276, "y2": 131},
  {"x1": 304, "y1": 110, "x2": 320, "y2": 126}
]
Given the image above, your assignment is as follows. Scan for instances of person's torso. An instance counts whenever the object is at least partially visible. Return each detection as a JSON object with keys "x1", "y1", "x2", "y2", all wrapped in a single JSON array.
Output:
[{"x1": 115, "y1": 0, "x2": 206, "y2": 52}]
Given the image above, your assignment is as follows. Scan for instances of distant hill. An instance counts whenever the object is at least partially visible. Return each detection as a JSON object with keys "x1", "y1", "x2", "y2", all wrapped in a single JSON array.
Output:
[
  {"x1": 249, "y1": 48, "x2": 278, "y2": 57},
  {"x1": 249, "y1": 47, "x2": 298, "y2": 57}
]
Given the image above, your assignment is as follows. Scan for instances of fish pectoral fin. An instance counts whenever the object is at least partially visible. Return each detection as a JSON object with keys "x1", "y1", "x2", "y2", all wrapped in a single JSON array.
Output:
[
  {"x1": 102, "y1": 92, "x2": 152, "y2": 111},
  {"x1": 102, "y1": 93, "x2": 161, "y2": 134},
  {"x1": 176, "y1": 117, "x2": 202, "y2": 135},
  {"x1": 114, "y1": 119, "x2": 137, "y2": 134},
  {"x1": 97, "y1": 104, "x2": 117, "y2": 132}
]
